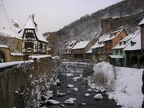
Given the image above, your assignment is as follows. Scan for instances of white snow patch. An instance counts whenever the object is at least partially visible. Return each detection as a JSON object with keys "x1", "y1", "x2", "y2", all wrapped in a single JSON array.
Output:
[
  {"x1": 73, "y1": 88, "x2": 78, "y2": 92},
  {"x1": 66, "y1": 73, "x2": 73, "y2": 77},
  {"x1": 64, "y1": 98, "x2": 76, "y2": 104},
  {"x1": 67, "y1": 84, "x2": 74, "y2": 88},
  {"x1": 85, "y1": 93, "x2": 90, "y2": 97},
  {"x1": 89, "y1": 61, "x2": 143, "y2": 108},
  {"x1": 94, "y1": 94, "x2": 103, "y2": 99},
  {"x1": 47, "y1": 99, "x2": 60, "y2": 105}
]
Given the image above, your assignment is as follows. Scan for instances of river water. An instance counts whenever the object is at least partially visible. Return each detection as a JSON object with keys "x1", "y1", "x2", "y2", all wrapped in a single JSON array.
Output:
[{"x1": 47, "y1": 70, "x2": 121, "y2": 108}]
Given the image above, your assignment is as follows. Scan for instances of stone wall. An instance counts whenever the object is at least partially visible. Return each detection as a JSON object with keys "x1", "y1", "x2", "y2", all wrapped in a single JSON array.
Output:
[{"x1": 0, "y1": 56, "x2": 60, "y2": 108}]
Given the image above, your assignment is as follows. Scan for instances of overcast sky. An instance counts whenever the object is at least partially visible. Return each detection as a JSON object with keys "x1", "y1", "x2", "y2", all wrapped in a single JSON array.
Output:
[{"x1": 3, "y1": 0, "x2": 122, "y2": 33}]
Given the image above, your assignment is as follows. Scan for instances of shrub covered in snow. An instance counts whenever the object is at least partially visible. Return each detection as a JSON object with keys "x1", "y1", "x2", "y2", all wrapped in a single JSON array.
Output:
[{"x1": 88, "y1": 61, "x2": 116, "y2": 91}]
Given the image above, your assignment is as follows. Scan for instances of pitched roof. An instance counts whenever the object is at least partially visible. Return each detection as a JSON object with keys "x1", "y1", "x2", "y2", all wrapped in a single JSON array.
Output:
[
  {"x1": 139, "y1": 18, "x2": 144, "y2": 25},
  {"x1": 66, "y1": 40, "x2": 77, "y2": 49},
  {"x1": 91, "y1": 40, "x2": 105, "y2": 49},
  {"x1": 92, "y1": 29, "x2": 126, "y2": 49},
  {"x1": 72, "y1": 41, "x2": 90, "y2": 49},
  {"x1": 112, "y1": 34, "x2": 134, "y2": 49},
  {"x1": 20, "y1": 14, "x2": 48, "y2": 43},
  {"x1": 0, "y1": 4, "x2": 21, "y2": 39},
  {"x1": 124, "y1": 30, "x2": 141, "y2": 51}
]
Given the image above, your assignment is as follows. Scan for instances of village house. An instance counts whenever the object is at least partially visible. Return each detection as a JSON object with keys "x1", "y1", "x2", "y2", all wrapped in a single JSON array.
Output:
[
  {"x1": 92, "y1": 28, "x2": 128, "y2": 62},
  {"x1": 19, "y1": 14, "x2": 48, "y2": 60},
  {"x1": 62, "y1": 40, "x2": 77, "y2": 60},
  {"x1": 71, "y1": 41, "x2": 94, "y2": 61},
  {"x1": 0, "y1": 4, "x2": 23, "y2": 62},
  {"x1": 123, "y1": 19, "x2": 144, "y2": 68},
  {"x1": 111, "y1": 34, "x2": 134, "y2": 66}
]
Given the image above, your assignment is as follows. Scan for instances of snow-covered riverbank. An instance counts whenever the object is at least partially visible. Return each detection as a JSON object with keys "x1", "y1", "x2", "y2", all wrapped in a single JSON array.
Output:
[{"x1": 88, "y1": 61, "x2": 143, "y2": 108}]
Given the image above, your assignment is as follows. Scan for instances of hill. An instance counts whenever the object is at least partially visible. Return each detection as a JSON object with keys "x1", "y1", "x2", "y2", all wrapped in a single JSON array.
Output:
[{"x1": 44, "y1": 0, "x2": 144, "y2": 52}]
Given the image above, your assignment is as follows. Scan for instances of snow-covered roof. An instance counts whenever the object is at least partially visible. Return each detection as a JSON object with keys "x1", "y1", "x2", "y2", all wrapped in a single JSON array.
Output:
[
  {"x1": 66, "y1": 40, "x2": 77, "y2": 49},
  {"x1": 92, "y1": 29, "x2": 124, "y2": 49},
  {"x1": 124, "y1": 30, "x2": 141, "y2": 51},
  {"x1": 109, "y1": 55, "x2": 124, "y2": 58},
  {"x1": 112, "y1": 34, "x2": 134, "y2": 49},
  {"x1": 91, "y1": 40, "x2": 105, "y2": 49},
  {"x1": 20, "y1": 14, "x2": 48, "y2": 43},
  {"x1": 72, "y1": 41, "x2": 90, "y2": 49},
  {"x1": 0, "y1": 4, "x2": 21, "y2": 39},
  {"x1": 139, "y1": 18, "x2": 144, "y2": 25}
]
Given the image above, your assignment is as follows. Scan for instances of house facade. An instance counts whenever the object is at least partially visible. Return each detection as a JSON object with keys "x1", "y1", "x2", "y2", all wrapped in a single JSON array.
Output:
[
  {"x1": 123, "y1": 19, "x2": 144, "y2": 68},
  {"x1": 71, "y1": 41, "x2": 93, "y2": 61},
  {"x1": 92, "y1": 29, "x2": 128, "y2": 62},
  {"x1": 62, "y1": 40, "x2": 77, "y2": 60},
  {"x1": 20, "y1": 14, "x2": 48, "y2": 60},
  {"x1": 92, "y1": 39, "x2": 105, "y2": 62},
  {"x1": 111, "y1": 34, "x2": 133, "y2": 66}
]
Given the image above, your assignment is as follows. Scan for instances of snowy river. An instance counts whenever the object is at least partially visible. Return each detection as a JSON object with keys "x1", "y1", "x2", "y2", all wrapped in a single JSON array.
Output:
[{"x1": 46, "y1": 64, "x2": 120, "y2": 108}]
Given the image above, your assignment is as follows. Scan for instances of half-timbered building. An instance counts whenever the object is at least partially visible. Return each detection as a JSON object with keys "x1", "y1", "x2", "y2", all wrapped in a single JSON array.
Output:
[{"x1": 20, "y1": 14, "x2": 48, "y2": 59}]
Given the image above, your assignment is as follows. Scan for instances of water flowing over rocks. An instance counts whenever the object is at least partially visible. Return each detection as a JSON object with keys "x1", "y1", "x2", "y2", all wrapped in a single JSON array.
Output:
[{"x1": 41, "y1": 62, "x2": 119, "y2": 108}]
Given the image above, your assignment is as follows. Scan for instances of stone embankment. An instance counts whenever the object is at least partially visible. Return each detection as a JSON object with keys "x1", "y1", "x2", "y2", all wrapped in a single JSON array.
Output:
[{"x1": 0, "y1": 56, "x2": 60, "y2": 108}]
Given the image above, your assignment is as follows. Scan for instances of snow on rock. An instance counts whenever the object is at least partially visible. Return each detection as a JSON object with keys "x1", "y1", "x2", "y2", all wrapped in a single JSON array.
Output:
[
  {"x1": 81, "y1": 103, "x2": 86, "y2": 105},
  {"x1": 57, "y1": 92, "x2": 66, "y2": 97},
  {"x1": 87, "y1": 88, "x2": 93, "y2": 93},
  {"x1": 67, "y1": 84, "x2": 74, "y2": 88},
  {"x1": 64, "y1": 98, "x2": 76, "y2": 104},
  {"x1": 53, "y1": 79, "x2": 61, "y2": 86},
  {"x1": 73, "y1": 88, "x2": 78, "y2": 92},
  {"x1": 66, "y1": 73, "x2": 73, "y2": 77},
  {"x1": 85, "y1": 93, "x2": 91, "y2": 97},
  {"x1": 73, "y1": 77, "x2": 81, "y2": 81},
  {"x1": 47, "y1": 99, "x2": 60, "y2": 105},
  {"x1": 67, "y1": 91, "x2": 71, "y2": 94},
  {"x1": 94, "y1": 94, "x2": 103, "y2": 100}
]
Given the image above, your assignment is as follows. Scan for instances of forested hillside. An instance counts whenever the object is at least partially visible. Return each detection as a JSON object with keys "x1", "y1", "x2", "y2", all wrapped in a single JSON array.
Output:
[{"x1": 44, "y1": 0, "x2": 144, "y2": 52}]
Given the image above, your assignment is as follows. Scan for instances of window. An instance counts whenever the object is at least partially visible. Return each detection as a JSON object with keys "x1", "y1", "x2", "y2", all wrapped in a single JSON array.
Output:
[
  {"x1": 26, "y1": 32, "x2": 35, "y2": 38},
  {"x1": 40, "y1": 43, "x2": 43, "y2": 49},
  {"x1": 120, "y1": 49, "x2": 123, "y2": 54},
  {"x1": 25, "y1": 30, "x2": 35, "y2": 38},
  {"x1": 124, "y1": 41, "x2": 126, "y2": 45},
  {"x1": 25, "y1": 42, "x2": 33, "y2": 48},
  {"x1": 115, "y1": 49, "x2": 118, "y2": 54},
  {"x1": 119, "y1": 42, "x2": 122, "y2": 45}
]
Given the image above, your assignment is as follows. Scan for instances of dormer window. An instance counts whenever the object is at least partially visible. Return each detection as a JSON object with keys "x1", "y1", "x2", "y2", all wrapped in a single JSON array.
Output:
[
  {"x1": 119, "y1": 42, "x2": 122, "y2": 45},
  {"x1": 98, "y1": 42, "x2": 101, "y2": 45},
  {"x1": 131, "y1": 41, "x2": 136, "y2": 46},
  {"x1": 124, "y1": 41, "x2": 126, "y2": 45}
]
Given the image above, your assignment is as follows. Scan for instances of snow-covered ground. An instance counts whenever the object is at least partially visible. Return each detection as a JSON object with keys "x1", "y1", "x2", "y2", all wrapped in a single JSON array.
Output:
[{"x1": 88, "y1": 61, "x2": 143, "y2": 108}]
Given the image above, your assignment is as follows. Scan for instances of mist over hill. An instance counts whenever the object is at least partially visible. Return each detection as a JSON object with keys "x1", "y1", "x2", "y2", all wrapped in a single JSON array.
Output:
[{"x1": 44, "y1": 0, "x2": 144, "y2": 52}]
